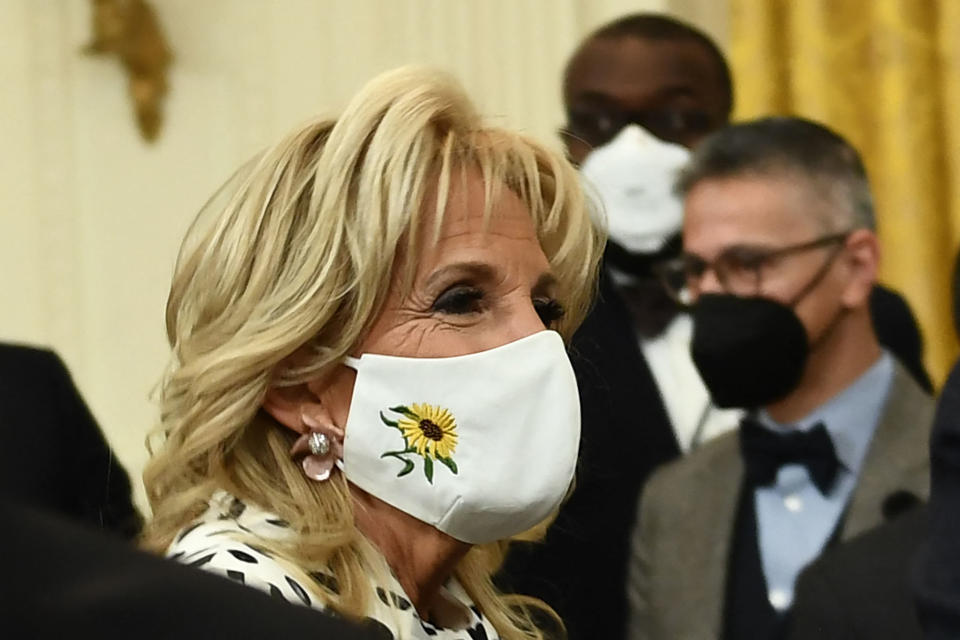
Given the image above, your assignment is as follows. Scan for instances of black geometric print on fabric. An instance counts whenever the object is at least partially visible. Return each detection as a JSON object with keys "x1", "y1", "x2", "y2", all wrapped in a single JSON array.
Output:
[
  {"x1": 285, "y1": 576, "x2": 311, "y2": 606},
  {"x1": 168, "y1": 551, "x2": 184, "y2": 561},
  {"x1": 227, "y1": 549, "x2": 258, "y2": 563},
  {"x1": 376, "y1": 586, "x2": 390, "y2": 606},
  {"x1": 389, "y1": 592, "x2": 412, "y2": 611},
  {"x1": 226, "y1": 570, "x2": 245, "y2": 584},
  {"x1": 309, "y1": 571, "x2": 341, "y2": 594},
  {"x1": 419, "y1": 620, "x2": 438, "y2": 636},
  {"x1": 175, "y1": 522, "x2": 202, "y2": 543},
  {"x1": 266, "y1": 518, "x2": 290, "y2": 528},
  {"x1": 187, "y1": 552, "x2": 216, "y2": 568},
  {"x1": 466, "y1": 622, "x2": 489, "y2": 640},
  {"x1": 268, "y1": 583, "x2": 286, "y2": 601},
  {"x1": 361, "y1": 617, "x2": 395, "y2": 640},
  {"x1": 228, "y1": 497, "x2": 246, "y2": 519},
  {"x1": 236, "y1": 522, "x2": 254, "y2": 535},
  {"x1": 470, "y1": 605, "x2": 481, "y2": 617}
]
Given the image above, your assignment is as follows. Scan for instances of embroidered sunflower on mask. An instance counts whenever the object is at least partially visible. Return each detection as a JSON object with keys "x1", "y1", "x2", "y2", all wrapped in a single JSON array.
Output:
[{"x1": 379, "y1": 403, "x2": 459, "y2": 483}]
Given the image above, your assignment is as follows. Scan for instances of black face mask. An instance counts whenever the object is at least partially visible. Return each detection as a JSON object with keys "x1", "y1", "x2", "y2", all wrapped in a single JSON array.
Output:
[{"x1": 691, "y1": 294, "x2": 809, "y2": 409}]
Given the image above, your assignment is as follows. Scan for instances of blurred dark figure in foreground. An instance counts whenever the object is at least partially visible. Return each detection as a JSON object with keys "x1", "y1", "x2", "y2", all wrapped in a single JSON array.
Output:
[
  {"x1": 0, "y1": 343, "x2": 140, "y2": 537},
  {"x1": 788, "y1": 498, "x2": 926, "y2": 639},
  {"x1": 913, "y1": 251, "x2": 960, "y2": 639},
  {"x1": 915, "y1": 364, "x2": 960, "y2": 639},
  {"x1": 1, "y1": 498, "x2": 385, "y2": 639}
]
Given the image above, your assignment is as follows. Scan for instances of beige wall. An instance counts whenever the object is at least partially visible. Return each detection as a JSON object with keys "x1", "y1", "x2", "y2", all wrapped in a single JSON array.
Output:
[{"x1": 1, "y1": 0, "x2": 727, "y2": 512}]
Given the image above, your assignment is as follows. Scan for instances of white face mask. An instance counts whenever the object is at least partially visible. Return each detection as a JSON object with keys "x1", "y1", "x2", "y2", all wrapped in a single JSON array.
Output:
[
  {"x1": 580, "y1": 124, "x2": 692, "y2": 254},
  {"x1": 339, "y1": 330, "x2": 580, "y2": 544}
]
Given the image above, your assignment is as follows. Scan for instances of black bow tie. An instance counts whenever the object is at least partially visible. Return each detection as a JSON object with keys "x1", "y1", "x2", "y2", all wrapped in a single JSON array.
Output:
[{"x1": 740, "y1": 417, "x2": 841, "y2": 495}]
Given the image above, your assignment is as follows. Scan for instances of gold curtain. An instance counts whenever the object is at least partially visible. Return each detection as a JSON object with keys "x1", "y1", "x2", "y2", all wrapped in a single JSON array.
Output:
[{"x1": 729, "y1": 0, "x2": 960, "y2": 385}]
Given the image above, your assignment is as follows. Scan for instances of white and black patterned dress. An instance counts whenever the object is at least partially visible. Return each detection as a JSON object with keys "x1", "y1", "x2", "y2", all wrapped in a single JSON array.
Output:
[{"x1": 167, "y1": 492, "x2": 500, "y2": 640}]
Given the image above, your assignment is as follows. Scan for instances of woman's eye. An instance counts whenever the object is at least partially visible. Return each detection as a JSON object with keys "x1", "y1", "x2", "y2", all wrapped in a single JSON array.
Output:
[
  {"x1": 431, "y1": 286, "x2": 485, "y2": 316},
  {"x1": 534, "y1": 298, "x2": 566, "y2": 327}
]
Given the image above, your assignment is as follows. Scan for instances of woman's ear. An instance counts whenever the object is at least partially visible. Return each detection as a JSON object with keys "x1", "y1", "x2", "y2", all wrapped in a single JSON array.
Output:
[
  {"x1": 262, "y1": 384, "x2": 317, "y2": 435},
  {"x1": 267, "y1": 380, "x2": 346, "y2": 483},
  {"x1": 263, "y1": 381, "x2": 345, "y2": 436}
]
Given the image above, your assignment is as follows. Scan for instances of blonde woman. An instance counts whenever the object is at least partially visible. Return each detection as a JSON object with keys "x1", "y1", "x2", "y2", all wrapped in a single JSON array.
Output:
[{"x1": 143, "y1": 67, "x2": 604, "y2": 640}]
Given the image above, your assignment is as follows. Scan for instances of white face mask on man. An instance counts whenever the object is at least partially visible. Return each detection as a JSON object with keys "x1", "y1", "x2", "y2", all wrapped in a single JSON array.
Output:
[
  {"x1": 338, "y1": 330, "x2": 580, "y2": 544},
  {"x1": 580, "y1": 124, "x2": 692, "y2": 254}
]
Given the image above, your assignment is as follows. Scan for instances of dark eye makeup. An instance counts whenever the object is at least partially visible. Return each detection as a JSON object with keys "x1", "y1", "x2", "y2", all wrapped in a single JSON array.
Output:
[
  {"x1": 429, "y1": 283, "x2": 566, "y2": 328},
  {"x1": 431, "y1": 285, "x2": 486, "y2": 316},
  {"x1": 534, "y1": 298, "x2": 566, "y2": 328}
]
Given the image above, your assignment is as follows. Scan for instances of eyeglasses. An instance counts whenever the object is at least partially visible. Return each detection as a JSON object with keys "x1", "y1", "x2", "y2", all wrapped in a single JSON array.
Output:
[
  {"x1": 655, "y1": 233, "x2": 850, "y2": 305},
  {"x1": 562, "y1": 106, "x2": 714, "y2": 148}
]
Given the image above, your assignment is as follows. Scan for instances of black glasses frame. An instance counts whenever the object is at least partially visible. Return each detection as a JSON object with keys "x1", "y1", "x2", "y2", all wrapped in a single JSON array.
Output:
[{"x1": 656, "y1": 232, "x2": 851, "y2": 304}]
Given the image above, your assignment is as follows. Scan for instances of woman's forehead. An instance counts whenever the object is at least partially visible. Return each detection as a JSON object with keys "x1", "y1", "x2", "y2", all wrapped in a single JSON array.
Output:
[{"x1": 422, "y1": 170, "x2": 537, "y2": 243}]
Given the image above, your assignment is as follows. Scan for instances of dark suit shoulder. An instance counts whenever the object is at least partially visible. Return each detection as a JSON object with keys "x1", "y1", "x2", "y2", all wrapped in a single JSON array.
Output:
[
  {"x1": 789, "y1": 508, "x2": 927, "y2": 640},
  {"x1": 0, "y1": 342, "x2": 65, "y2": 379}
]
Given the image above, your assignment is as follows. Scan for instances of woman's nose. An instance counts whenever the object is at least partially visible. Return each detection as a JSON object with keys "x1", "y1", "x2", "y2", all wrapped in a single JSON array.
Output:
[{"x1": 501, "y1": 299, "x2": 550, "y2": 343}]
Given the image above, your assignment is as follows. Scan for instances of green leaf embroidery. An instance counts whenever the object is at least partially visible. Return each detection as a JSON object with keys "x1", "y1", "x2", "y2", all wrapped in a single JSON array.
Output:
[
  {"x1": 423, "y1": 456, "x2": 434, "y2": 484},
  {"x1": 397, "y1": 458, "x2": 415, "y2": 477},
  {"x1": 379, "y1": 411, "x2": 399, "y2": 428},
  {"x1": 439, "y1": 456, "x2": 458, "y2": 475},
  {"x1": 388, "y1": 405, "x2": 419, "y2": 420}
]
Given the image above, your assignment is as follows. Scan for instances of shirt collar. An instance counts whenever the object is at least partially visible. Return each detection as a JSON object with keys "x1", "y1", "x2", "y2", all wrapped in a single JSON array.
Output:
[{"x1": 757, "y1": 351, "x2": 894, "y2": 473}]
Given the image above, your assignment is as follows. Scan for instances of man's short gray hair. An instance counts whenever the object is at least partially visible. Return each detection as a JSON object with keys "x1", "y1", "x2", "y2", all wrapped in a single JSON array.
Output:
[{"x1": 676, "y1": 116, "x2": 875, "y2": 231}]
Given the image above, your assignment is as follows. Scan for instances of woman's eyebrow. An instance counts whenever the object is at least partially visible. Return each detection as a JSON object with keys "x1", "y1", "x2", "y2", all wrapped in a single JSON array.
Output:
[
  {"x1": 532, "y1": 272, "x2": 558, "y2": 295},
  {"x1": 424, "y1": 262, "x2": 498, "y2": 289}
]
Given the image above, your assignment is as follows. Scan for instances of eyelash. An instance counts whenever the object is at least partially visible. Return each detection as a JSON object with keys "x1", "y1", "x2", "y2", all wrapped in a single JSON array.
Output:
[
  {"x1": 431, "y1": 286, "x2": 485, "y2": 316},
  {"x1": 534, "y1": 297, "x2": 566, "y2": 327},
  {"x1": 430, "y1": 286, "x2": 566, "y2": 327}
]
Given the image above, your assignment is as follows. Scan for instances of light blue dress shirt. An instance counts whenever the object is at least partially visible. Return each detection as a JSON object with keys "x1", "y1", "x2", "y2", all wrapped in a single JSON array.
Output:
[{"x1": 752, "y1": 351, "x2": 894, "y2": 611}]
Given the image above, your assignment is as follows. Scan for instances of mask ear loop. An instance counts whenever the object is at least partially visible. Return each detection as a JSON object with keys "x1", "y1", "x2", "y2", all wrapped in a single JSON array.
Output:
[
  {"x1": 788, "y1": 241, "x2": 849, "y2": 351},
  {"x1": 334, "y1": 355, "x2": 363, "y2": 473},
  {"x1": 787, "y1": 241, "x2": 847, "y2": 308}
]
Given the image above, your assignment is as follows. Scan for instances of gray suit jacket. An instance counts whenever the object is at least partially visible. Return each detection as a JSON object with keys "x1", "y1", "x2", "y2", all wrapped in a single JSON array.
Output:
[{"x1": 626, "y1": 362, "x2": 934, "y2": 640}]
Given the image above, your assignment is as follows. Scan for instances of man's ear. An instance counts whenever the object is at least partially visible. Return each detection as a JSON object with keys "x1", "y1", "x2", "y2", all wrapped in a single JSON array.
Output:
[{"x1": 840, "y1": 229, "x2": 880, "y2": 308}]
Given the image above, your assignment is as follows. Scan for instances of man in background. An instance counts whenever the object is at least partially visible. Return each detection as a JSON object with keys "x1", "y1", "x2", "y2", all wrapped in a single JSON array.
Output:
[
  {"x1": 627, "y1": 117, "x2": 933, "y2": 640},
  {"x1": 499, "y1": 15, "x2": 738, "y2": 640}
]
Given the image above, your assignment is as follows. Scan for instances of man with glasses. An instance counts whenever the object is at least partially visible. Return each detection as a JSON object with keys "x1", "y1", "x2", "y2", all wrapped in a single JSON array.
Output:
[{"x1": 626, "y1": 117, "x2": 934, "y2": 640}]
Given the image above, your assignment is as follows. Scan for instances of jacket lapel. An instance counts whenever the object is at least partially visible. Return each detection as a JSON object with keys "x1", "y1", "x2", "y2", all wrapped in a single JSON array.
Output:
[
  {"x1": 680, "y1": 435, "x2": 744, "y2": 637},
  {"x1": 842, "y1": 362, "x2": 934, "y2": 540}
]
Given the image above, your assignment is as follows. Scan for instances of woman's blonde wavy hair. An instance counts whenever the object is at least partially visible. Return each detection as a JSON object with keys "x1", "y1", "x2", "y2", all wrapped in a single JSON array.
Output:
[{"x1": 142, "y1": 66, "x2": 604, "y2": 639}]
